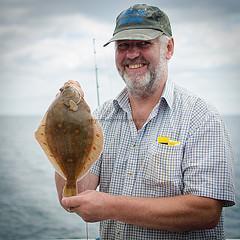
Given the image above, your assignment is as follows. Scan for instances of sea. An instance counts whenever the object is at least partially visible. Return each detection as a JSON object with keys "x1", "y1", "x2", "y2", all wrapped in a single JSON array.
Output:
[{"x1": 0, "y1": 115, "x2": 239, "y2": 240}]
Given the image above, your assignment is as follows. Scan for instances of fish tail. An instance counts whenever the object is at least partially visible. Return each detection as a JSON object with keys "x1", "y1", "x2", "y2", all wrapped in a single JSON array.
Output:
[{"x1": 63, "y1": 184, "x2": 77, "y2": 197}]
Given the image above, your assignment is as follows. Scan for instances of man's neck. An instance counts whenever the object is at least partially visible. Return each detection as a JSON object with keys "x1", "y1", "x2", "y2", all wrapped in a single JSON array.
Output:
[{"x1": 128, "y1": 80, "x2": 166, "y2": 130}]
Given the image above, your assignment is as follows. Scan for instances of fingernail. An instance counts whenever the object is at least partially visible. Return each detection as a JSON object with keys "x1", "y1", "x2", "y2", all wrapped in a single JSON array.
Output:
[
  {"x1": 67, "y1": 207, "x2": 73, "y2": 213},
  {"x1": 61, "y1": 198, "x2": 67, "y2": 205}
]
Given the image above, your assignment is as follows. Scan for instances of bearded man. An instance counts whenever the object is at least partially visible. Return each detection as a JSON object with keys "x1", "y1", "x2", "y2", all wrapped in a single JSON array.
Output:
[{"x1": 56, "y1": 4, "x2": 235, "y2": 240}]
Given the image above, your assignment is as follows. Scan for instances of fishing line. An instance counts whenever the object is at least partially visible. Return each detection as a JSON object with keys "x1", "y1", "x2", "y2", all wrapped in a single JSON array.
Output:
[{"x1": 86, "y1": 221, "x2": 89, "y2": 240}]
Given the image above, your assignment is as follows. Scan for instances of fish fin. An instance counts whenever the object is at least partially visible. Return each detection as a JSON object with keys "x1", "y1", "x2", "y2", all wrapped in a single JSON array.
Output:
[
  {"x1": 35, "y1": 111, "x2": 66, "y2": 179},
  {"x1": 77, "y1": 119, "x2": 104, "y2": 180}
]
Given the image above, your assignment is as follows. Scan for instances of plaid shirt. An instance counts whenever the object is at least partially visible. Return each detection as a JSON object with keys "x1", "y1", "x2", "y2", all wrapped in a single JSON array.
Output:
[{"x1": 90, "y1": 80, "x2": 235, "y2": 240}]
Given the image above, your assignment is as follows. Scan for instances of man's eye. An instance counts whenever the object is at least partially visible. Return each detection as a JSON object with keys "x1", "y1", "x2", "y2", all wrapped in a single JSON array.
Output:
[
  {"x1": 137, "y1": 41, "x2": 151, "y2": 48},
  {"x1": 117, "y1": 41, "x2": 152, "y2": 50},
  {"x1": 117, "y1": 43, "x2": 129, "y2": 50}
]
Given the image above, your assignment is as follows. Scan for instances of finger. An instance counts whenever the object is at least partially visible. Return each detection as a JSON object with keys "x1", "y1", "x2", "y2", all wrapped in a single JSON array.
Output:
[
  {"x1": 61, "y1": 196, "x2": 81, "y2": 208},
  {"x1": 77, "y1": 190, "x2": 92, "y2": 196},
  {"x1": 66, "y1": 207, "x2": 74, "y2": 213}
]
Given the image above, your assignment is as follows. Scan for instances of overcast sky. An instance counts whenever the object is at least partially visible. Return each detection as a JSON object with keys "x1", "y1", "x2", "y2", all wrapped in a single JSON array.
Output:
[{"x1": 1, "y1": 0, "x2": 240, "y2": 115}]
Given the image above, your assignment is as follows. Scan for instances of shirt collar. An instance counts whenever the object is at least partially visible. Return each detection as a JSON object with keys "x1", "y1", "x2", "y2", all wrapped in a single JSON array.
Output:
[
  {"x1": 113, "y1": 80, "x2": 174, "y2": 111},
  {"x1": 113, "y1": 87, "x2": 130, "y2": 112},
  {"x1": 161, "y1": 80, "x2": 174, "y2": 110}
]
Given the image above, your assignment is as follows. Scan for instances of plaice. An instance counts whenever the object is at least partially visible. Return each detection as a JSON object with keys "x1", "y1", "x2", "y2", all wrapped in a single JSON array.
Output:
[{"x1": 35, "y1": 80, "x2": 103, "y2": 197}]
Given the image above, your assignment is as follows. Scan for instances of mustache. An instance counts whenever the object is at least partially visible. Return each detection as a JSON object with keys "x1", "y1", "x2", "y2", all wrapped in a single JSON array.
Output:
[{"x1": 123, "y1": 57, "x2": 149, "y2": 66}]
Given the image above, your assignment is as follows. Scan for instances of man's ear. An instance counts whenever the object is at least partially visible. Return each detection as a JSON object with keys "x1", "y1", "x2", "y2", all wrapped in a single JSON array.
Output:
[{"x1": 166, "y1": 38, "x2": 174, "y2": 60}]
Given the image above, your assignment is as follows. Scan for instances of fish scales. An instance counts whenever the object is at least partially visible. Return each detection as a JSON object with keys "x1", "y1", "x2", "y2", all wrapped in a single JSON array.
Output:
[{"x1": 35, "y1": 80, "x2": 103, "y2": 197}]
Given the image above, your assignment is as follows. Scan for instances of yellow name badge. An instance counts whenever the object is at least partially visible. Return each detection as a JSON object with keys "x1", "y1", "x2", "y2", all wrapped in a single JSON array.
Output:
[{"x1": 157, "y1": 136, "x2": 180, "y2": 146}]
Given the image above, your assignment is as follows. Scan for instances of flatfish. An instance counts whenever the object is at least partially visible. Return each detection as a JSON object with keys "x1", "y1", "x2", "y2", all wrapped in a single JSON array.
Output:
[{"x1": 35, "y1": 80, "x2": 103, "y2": 197}]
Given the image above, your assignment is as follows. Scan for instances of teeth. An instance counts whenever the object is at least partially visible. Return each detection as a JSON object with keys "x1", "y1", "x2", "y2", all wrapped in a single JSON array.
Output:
[{"x1": 128, "y1": 64, "x2": 143, "y2": 69}]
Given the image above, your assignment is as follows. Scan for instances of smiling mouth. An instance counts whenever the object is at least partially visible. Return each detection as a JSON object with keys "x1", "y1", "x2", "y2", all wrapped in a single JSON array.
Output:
[{"x1": 126, "y1": 63, "x2": 146, "y2": 69}]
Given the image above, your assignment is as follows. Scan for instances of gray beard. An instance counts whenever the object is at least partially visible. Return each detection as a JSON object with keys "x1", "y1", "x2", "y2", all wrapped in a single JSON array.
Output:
[
  {"x1": 122, "y1": 70, "x2": 156, "y2": 97},
  {"x1": 121, "y1": 62, "x2": 166, "y2": 98},
  {"x1": 119, "y1": 42, "x2": 168, "y2": 98}
]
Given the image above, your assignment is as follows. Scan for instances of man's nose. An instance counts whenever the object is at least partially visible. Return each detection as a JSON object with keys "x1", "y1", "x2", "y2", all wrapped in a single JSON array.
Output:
[{"x1": 126, "y1": 46, "x2": 140, "y2": 59}]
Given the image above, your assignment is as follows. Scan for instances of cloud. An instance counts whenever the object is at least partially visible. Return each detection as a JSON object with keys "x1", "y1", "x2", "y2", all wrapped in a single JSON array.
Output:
[
  {"x1": 0, "y1": 1, "x2": 239, "y2": 115},
  {"x1": 0, "y1": 10, "x2": 116, "y2": 114},
  {"x1": 167, "y1": 3, "x2": 240, "y2": 115}
]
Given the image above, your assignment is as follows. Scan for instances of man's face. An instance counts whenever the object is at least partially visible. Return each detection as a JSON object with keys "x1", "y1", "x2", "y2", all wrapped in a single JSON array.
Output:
[{"x1": 115, "y1": 37, "x2": 167, "y2": 97}]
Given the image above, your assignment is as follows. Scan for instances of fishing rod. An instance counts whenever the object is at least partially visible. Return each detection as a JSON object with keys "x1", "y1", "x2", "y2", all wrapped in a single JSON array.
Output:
[
  {"x1": 93, "y1": 38, "x2": 100, "y2": 107},
  {"x1": 83, "y1": 39, "x2": 101, "y2": 240}
]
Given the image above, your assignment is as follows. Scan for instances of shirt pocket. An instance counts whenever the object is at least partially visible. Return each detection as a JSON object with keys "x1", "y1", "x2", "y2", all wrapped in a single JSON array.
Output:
[{"x1": 142, "y1": 143, "x2": 183, "y2": 195}]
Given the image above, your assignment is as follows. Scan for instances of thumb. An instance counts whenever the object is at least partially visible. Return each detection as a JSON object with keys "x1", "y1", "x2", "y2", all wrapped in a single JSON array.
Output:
[{"x1": 61, "y1": 196, "x2": 81, "y2": 208}]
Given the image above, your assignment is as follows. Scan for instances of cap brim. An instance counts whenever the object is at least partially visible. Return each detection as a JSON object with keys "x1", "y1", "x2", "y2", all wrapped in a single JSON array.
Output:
[{"x1": 103, "y1": 29, "x2": 163, "y2": 47}]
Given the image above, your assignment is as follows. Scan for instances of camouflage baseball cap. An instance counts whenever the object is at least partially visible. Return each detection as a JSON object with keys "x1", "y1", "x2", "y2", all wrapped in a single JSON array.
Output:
[{"x1": 103, "y1": 4, "x2": 172, "y2": 47}]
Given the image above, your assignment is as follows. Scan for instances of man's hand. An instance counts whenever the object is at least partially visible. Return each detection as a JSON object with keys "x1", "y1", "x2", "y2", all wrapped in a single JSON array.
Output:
[
  {"x1": 61, "y1": 192, "x2": 222, "y2": 231},
  {"x1": 61, "y1": 190, "x2": 113, "y2": 222}
]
